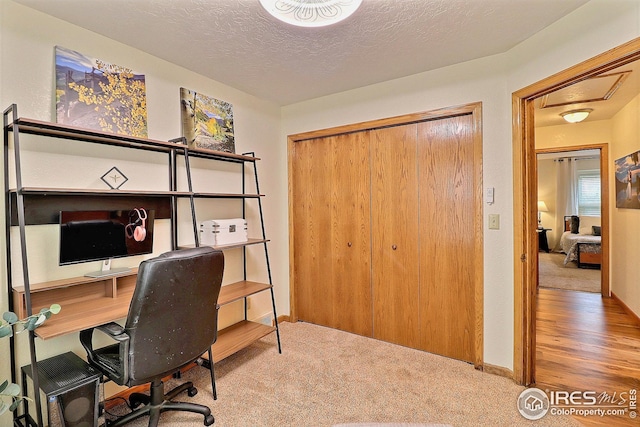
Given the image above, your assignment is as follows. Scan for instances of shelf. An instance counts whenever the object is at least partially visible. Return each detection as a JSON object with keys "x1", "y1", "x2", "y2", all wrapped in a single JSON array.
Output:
[
  {"x1": 181, "y1": 147, "x2": 260, "y2": 163},
  {"x1": 6, "y1": 118, "x2": 260, "y2": 164},
  {"x1": 8, "y1": 118, "x2": 182, "y2": 153},
  {"x1": 218, "y1": 281, "x2": 272, "y2": 307},
  {"x1": 8, "y1": 189, "x2": 175, "y2": 225},
  {"x1": 14, "y1": 187, "x2": 190, "y2": 198},
  {"x1": 190, "y1": 192, "x2": 264, "y2": 199},
  {"x1": 205, "y1": 320, "x2": 276, "y2": 362},
  {"x1": 179, "y1": 238, "x2": 269, "y2": 251}
]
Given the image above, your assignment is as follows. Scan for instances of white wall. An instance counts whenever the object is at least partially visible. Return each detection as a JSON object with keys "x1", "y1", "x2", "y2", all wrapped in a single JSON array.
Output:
[
  {"x1": 0, "y1": 0, "x2": 284, "y2": 407},
  {"x1": 610, "y1": 92, "x2": 640, "y2": 314}
]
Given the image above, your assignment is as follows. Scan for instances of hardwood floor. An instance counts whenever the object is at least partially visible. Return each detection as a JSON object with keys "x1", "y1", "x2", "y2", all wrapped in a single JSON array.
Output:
[{"x1": 536, "y1": 288, "x2": 640, "y2": 426}]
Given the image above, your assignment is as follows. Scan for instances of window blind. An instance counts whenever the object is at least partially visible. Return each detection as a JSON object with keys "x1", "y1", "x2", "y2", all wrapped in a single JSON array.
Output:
[{"x1": 578, "y1": 169, "x2": 601, "y2": 216}]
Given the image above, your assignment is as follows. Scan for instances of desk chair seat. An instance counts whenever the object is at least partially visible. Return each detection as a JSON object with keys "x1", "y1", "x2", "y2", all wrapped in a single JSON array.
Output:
[{"x1": 80, "y1": 247, "x2": 224, "y2": 427}]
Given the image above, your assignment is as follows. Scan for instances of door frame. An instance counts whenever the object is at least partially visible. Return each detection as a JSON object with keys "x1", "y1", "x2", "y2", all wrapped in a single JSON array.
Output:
[
  {"x1": 513, "y1": 37, "x2": 640, "y2": 385},
  {"x1": 287, "y1": 102, "x2": 484, "y2": 368}
]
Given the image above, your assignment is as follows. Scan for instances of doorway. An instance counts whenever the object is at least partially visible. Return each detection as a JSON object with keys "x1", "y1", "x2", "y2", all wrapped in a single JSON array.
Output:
[
  {"x1": 536, "y1": 146, "x2": 606, "y2": 296},
  {"x1": 512, "y1": 38, "x2": 640, "y2": 385}
]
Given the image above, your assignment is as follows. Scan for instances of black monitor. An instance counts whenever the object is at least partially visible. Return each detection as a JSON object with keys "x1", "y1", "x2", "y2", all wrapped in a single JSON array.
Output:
[{"x1": 59, "y1": 209, "x2": 154, "y2": 277}]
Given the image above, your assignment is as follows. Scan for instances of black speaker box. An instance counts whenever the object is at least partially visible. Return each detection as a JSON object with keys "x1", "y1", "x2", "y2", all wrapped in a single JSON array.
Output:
[{"x1": 21, "y1": 352, "x2": 102, "y2": 427}]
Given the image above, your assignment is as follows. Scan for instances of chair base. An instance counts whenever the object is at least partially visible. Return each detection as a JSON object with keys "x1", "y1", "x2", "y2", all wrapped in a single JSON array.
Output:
[{"x1": 107, "y1": 379, "x2": 214, "y2": 427}]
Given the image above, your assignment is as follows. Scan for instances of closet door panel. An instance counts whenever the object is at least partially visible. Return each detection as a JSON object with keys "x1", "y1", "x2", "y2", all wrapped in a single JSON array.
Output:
[
  {"x1": 330, "y1": 132, "x2": 372, "y2": 336},
  {"x1": 370, "y1": 125, "x2": 420, "y2": 348},
  {"x1": 292, "y1": 137, "x2": 334, "y2": 327},
  {"x1": 292, "y1": 133, "x2": 372, "y2": 336},
  {"x1": 418, "y1": 115, "x2": 476, "y2": 362}
]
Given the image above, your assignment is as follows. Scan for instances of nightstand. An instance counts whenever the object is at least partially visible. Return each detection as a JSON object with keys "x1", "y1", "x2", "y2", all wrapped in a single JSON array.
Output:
[{"x1": 537, "y1": 228, "x2": 551, "y2": 252}]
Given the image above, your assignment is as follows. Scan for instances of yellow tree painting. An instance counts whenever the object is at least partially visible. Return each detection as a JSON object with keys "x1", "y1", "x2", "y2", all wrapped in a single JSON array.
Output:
[
  {"x1": 55, "y1": 46, "x2": 148, "y2": 138},
  {"x1": 180, "y1": 88, "x2": 235, "y2": 153}
]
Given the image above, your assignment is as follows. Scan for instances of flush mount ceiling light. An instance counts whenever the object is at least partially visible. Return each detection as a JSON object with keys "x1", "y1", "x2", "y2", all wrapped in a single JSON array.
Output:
[
  {"x1": 259, "y1": 0, "x2": 363, "y2": 27},
  {"x1": 560, "y1": 109, "x2": 593, "y2": 123}
]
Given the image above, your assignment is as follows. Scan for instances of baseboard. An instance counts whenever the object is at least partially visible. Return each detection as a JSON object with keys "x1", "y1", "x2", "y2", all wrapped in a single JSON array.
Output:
[
  {"x1": 483, "y1": 363, "x2": 515, "y2": 381},
  {"x1": 611, "y1": 291, "x2": 640, "y2": 326},
  {"x1": 277, "y1": 315, "x2": 290, "y2": 323}
]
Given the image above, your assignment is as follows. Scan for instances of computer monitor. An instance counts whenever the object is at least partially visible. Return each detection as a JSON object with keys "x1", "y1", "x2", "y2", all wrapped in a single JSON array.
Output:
[{"x1": 59, "y1": 209, "x2": 154, "y2": 277}]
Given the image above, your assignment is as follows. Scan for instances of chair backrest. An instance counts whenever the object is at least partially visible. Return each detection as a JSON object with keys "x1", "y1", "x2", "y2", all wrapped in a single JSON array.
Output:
[{"x1": 124, "y1": 246, "x2": 224, "y2": 385}]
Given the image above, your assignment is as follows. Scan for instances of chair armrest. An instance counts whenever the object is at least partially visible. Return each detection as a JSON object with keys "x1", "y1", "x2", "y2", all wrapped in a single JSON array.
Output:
[
  {"x1": 80, "y1": 322, "x2": 128, "y2": 351},
  {"x1": 96, "y1": 322, "x2": 127, "y2": 338},
  {"x1": 80, "y1": 322, "x2": 131, "y2": 384}
]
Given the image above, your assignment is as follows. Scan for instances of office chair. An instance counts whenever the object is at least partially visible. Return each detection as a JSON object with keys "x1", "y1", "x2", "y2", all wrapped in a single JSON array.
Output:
[{"x1": 80, "y1": 247, "x2": 224, "y2": 427}]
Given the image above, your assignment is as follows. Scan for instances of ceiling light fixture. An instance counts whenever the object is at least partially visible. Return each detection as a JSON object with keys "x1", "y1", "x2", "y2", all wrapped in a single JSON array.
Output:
[
  {"x1": 560, "y1": 109, "x2": 593, "y2": 123},
  {"x1": 259, "y1": 0, "x2": 363, "y2": 28}
]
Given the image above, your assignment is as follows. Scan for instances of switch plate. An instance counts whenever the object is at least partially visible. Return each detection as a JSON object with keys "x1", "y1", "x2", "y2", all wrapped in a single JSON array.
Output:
[
  {"x1": 485, "y1": 187, "x2": 495, "y2": 204},
  {"x1": 488, "y1": 214, "x2": 500, "y2": 230}
]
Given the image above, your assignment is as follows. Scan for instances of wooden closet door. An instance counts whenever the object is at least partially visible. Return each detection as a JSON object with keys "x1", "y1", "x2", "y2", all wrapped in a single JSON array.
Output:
[
  {"x1": 418, "y1": 115, "x2": 476, "y2": 363},
  {"x1": 370, "y1": 125, "x2": 420, "y2": 348},
  {"x1": 292, "y1": 133, "x2": 372, "y2": 336},
  {"x1": 292, "y1": 137, "x2": 333, "y2": 328}
]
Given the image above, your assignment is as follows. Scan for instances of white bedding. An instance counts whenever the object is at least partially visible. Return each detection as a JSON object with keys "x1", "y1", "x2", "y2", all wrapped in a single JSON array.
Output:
[{"x1": 559, "y1": 231, "x2": 601, "y2": 265}]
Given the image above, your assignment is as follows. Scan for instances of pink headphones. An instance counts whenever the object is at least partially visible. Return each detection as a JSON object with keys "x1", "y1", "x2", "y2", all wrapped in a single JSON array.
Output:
[{"x1": 126, "y1": 208, "x2": 147, "y2": 242}]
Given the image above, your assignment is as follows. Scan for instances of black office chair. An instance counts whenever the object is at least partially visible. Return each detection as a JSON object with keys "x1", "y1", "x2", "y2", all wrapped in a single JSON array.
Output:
[{"x1": 80, "y1": 247, "x2": 224, "y2": 427}]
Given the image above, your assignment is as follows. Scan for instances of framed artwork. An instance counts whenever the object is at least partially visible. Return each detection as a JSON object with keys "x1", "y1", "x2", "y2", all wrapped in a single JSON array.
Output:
[
  {"x1": 180, "y1": 88, "x2": 235, "y2": 153},
  {"x1": 615, "y1": 150, "x2": 640, "y2": 208},
  {"x1": 55, "y1": 46, "x2": 148, "y2": 137}
]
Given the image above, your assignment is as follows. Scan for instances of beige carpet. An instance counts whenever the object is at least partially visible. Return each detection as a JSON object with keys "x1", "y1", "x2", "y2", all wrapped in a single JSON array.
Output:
[
  {"x1": 104, "y1": 322, "x2": 581, "y2": 427},
  {"x1": 538, "y1": 252, "x2": 600, "y2": 293}
]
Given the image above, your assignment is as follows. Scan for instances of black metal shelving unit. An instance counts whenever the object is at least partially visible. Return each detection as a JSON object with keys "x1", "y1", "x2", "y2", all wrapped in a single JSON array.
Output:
[{"x1": 3, "y1": 104, "x2": 281, "y2": 426}]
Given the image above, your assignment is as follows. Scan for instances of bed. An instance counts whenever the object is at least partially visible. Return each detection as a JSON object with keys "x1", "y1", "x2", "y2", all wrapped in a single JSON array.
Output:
[{"x1": 559, "y1": 215, "x2": 602, "y2": 268}]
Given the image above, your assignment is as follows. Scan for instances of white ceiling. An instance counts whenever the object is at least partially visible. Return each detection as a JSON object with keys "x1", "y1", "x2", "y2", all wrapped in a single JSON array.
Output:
[{"x1": 15, "y1": 0, "x2": 589, "y2": 106}]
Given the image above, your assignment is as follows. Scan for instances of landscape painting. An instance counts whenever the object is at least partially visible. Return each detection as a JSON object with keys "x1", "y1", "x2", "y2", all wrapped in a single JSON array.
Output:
[
  {"x1": 180, "y1": 88, "x2": 235, "y2": 153},
  {"x1": 615, "y1": 150, "x2": 640, "y2": 209},
  {"x1": 55, "y1": 46, "x2": 148, "y2": 137}
]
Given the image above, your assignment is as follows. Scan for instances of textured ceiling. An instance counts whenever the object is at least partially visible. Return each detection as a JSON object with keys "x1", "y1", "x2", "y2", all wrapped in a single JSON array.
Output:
[{"x1": 15, "y1": 0, "x2": 589, "y2": 106}]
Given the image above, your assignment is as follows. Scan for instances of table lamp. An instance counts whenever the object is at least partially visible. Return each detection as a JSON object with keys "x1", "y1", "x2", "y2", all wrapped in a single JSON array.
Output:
[{"x1": 537, "y1": 200, "x2": 548, "y2": 229}]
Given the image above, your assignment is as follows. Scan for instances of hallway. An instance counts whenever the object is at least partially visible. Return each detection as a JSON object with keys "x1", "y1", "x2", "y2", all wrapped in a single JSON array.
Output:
[{"x1": 536, "y1": 288, "x2": 640, "y2": 426}]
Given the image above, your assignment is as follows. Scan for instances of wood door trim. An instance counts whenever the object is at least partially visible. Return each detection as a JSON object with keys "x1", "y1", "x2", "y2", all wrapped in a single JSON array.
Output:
[
  {"x1": 288, "y1": 102, "x2": 483, "y2": 367},
  {"x1": 512, "y1": 37, "x2": 640, "y2": 385},
  {"x1": 288, "y1": 103, "x2": 481, "y2": 142}
]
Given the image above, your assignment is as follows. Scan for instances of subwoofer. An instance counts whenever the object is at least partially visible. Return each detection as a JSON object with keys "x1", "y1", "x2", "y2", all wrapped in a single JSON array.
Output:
[{"x1": 21, "y1": 352, "x2": 102, "y2": 427}]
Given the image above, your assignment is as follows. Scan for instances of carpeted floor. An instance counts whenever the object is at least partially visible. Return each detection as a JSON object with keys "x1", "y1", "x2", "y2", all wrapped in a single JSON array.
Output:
[
  {"x1": 104, "y1": 322, "x2": 581, "y2": 427},
  {"x1": 538, "y1": 252, "x2": 600, "y2": 293}
]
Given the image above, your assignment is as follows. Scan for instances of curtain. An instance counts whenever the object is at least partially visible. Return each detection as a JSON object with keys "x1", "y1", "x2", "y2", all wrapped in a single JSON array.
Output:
[{"x1": 553, "y1": 158, "x2": 578, "y2": 251}]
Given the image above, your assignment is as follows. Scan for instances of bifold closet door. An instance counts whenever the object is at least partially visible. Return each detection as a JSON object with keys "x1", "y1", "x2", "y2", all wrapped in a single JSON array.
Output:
[
  {"x1": 292, "y1": 133, "x2": 372, "y2": 336},
  {"x1": 418, "y1": 115, "x2": 476, "y2": 363},
  {"x1": 370, "y1": 124, "x2": 420, "y2": 348}
]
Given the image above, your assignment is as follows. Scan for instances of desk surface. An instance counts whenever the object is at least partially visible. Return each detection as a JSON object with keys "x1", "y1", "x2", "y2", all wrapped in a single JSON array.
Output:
[{"x1": 16, "y1": 271, "x2": 271, "y2": 340}]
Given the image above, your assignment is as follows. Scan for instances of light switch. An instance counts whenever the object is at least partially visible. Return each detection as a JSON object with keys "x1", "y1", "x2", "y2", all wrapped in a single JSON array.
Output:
[
  {"x1": 488, "y1": 214, "x2": 500, "y2": 230},
  {"x1": 485, "y1": 187, "x2": 495, "y2": 204}
]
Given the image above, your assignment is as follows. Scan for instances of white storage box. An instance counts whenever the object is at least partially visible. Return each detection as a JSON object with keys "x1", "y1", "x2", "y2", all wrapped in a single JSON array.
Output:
[{"x1": 199, "y1": 218, "x2": 248, "y2": 246}]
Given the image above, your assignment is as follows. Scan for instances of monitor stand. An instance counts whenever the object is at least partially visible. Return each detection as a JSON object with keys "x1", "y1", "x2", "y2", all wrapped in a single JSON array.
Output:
[{"x1": 84, "y1": 259, "x2": 132, "y2": 278}]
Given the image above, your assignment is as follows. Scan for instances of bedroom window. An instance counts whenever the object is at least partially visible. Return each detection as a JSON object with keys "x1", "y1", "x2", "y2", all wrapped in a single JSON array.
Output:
[{"x1": 578, "y1": 169, "x2": 601, "y2": 216}]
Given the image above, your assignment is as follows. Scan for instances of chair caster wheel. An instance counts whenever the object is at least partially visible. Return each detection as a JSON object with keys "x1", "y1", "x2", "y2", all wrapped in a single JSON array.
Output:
[
  {"x1": 204, "y1": 414, "x2": 215, "y2": 425},
  {"x1": 188, "y1": 386, "x2": 198, "y2": 397}
]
